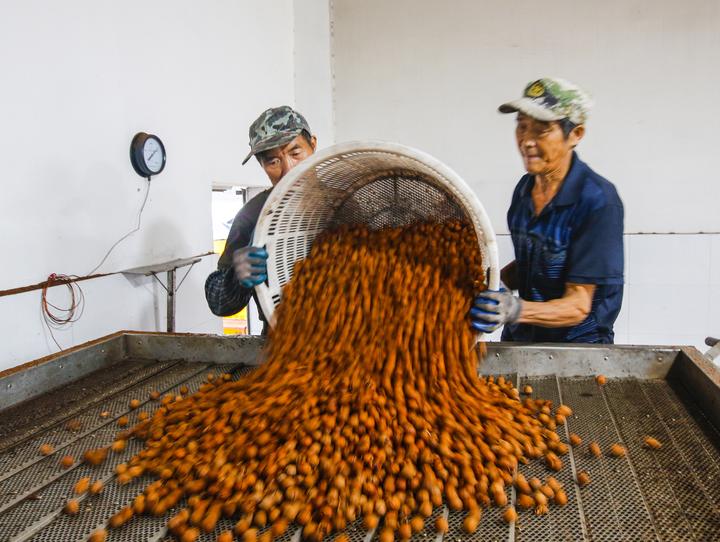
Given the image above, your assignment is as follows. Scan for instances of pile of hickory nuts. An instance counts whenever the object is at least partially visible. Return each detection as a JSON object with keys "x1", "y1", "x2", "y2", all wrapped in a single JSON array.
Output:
[{"x1": 55, "y1": 222, "x2": 659, "y2": 542}]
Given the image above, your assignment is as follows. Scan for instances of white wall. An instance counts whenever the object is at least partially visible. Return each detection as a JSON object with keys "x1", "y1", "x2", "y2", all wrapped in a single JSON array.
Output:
[
  {"x1": 483, "y1": 232, "x2": 720, "y2": 350},
  {"x1": 3, "y1": 0, "x2": 717, "y2": 370},
  {"x1": 294, "y1": 0, "x2": 335, "y2": 146},
  {"x1": 331, "y1": 0, "x2": 720, "y2": 351},
  {"x1": 332, "y1": 0, "x2": 720, "y2": 234},
  {"x1": 0, "y1": 0, "x2": 295, "y2": 369}
]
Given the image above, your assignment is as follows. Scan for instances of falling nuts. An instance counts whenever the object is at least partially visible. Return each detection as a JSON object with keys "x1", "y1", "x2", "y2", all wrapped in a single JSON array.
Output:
[{"x1": 97, "y1": 223, "x2": 599, "y2": 540}]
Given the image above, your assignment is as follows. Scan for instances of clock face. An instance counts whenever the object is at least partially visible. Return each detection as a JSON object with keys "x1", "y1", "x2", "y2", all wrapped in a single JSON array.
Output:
[{"x1": 143, "y1": 137, "x2": 164, "y2": 173}]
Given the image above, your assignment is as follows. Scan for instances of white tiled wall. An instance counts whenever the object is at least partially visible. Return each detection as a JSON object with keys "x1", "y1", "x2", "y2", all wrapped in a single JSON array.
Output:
[
  {"x1": 711, "y1": 235, "x2": 720, "y2": 287},
  {"x1": 486, "y1": 233, "x2": 719, "y2": 354},
  {"x1": 625, "y1": 234, "x2": 716, "y2": 352},
  {"x1": 329, "y1": 0, "x2": 720, "y2": 359},
  {"x1": 710, "y1": 285, "x2": 720, "y2": 343}
]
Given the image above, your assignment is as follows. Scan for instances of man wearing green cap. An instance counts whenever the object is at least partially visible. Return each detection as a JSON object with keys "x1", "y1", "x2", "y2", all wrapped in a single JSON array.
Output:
[
  {"x1": 470, "y1": 78, "x2": 624, "y2": 343},
  {"x1": 205, "y1": 106, "x2": 317, "y2": 329}
]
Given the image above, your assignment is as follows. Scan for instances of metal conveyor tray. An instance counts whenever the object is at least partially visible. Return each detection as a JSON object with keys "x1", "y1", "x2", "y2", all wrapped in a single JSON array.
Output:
[{"x1": 0, "y1": 332, "x2": 718, "y2": 541}]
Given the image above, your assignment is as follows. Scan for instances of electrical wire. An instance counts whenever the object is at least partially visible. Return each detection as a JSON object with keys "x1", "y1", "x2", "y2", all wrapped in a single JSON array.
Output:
[
  {"x1": 40, "y1": 177, "x2": 151, "y2": 350},
  {"x1": 86, "y1": 177, "x2": 152, "y2": 276},
  {"x1": 40, "y1": 273, "x2": 86, "y2": 350}
]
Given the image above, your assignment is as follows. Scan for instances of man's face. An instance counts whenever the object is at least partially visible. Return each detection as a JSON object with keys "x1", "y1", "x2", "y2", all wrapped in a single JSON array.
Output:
[
  {"x1": 515, "y1": 114, "x2": 584, "y2": 175},
  {"x1": 258, "y1": 134, "x2": 317, "y2": 186}
]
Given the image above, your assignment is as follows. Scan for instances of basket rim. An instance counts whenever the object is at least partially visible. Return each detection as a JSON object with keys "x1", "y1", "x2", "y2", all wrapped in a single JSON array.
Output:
[{"x1": 252, "y1": 140, "x2": 500, "y2": 333}]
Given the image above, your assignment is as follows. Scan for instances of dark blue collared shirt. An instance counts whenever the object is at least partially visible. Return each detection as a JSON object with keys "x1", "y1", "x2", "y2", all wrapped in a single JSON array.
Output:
[{"x1": 502, "y1": 152, "x2": 624, "y2": 343}]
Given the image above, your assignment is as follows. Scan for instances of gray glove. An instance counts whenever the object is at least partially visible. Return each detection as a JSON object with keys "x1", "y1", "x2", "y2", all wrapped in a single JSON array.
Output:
[
  {"x1": 469, "y1": 289, "x2": 523, "y2": 333},
  {"x1": 233, "y1": 246, "x2": 268, "y2": 288}
]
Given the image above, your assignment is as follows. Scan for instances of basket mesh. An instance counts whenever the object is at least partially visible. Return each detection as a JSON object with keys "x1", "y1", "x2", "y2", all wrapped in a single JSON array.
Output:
[{"x1": 253, "y1": 142, "x2": 499, "y2": 323}]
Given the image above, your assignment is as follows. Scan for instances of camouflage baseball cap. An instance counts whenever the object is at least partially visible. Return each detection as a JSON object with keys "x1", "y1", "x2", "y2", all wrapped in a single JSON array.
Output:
[
  {"x1": 242, "y1": 105, "x2": 311, "y2": 165},
  {"x1": 498, "y1": 78, "x2": 593, "y2": 125}
]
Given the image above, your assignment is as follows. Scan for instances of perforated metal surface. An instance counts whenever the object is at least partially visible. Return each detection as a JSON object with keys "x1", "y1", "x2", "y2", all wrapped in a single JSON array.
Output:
[
  {"x1": 0, "y1": 362, "x2": 196, "y2": 488},
  {"x1": 603, "y1": 380, "x2": 706, "y2": 540},
  {"x1": 446, "y1": 505, "x2": 509, "y2": 542},
  {"x1": 408, "y1": 505, "x2": 444, "y2": 542},
  {"x1": 0, "y1": 359, "x2": 176, "y2": 452},
  {"x1": 252, "y1": 141, "x2": 500, "y2": 322},
  {"x1": 2, "y1": 366, "x2": 720, "y2": 541},
  {"x1": 560, "y1": 377, "x2": 657, "y2": 541},
  {"x1": 0, "y1": 362, "x2": 240, "y2": 542},
  {"x1": 514, "y1": 377, "x2": 585, "y2": 541}
]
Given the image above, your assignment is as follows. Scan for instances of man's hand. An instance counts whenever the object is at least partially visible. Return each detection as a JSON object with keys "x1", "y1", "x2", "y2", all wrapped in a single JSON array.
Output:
[
  {"x1": 233, "y1": 246, "x2": 268, "y2": 288},
  {"x1": 469, "y1": 289, "x2": 523, "y2": 333}
]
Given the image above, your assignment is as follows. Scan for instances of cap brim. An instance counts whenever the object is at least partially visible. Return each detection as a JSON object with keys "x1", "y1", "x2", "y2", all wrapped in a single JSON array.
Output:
[
  {"x1": 241, "y1": 149, "x2": 255, "y2": 165},
  {"x1": 498, "y1": 98, "x2": 564, "y2": 122},
  {"x1": 241, "y1": 131, "x2": 303, "y2": 165}
]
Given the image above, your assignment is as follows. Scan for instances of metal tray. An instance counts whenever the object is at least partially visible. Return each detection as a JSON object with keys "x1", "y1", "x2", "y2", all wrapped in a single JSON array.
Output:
[{"x1": 0, "y1": 332, "x2": 718, "y2": 541}]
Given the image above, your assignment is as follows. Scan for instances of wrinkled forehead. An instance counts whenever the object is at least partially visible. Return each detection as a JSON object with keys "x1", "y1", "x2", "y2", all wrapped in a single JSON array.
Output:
[
  {"x1": 515, "y1": 112, "x2": 555, "y2": 127},
  {"x1": 261, "y1": 134, "x2": 310, "y2": 158}
]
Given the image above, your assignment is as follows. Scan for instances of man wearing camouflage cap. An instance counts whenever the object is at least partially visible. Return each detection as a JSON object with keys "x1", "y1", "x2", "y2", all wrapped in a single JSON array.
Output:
[
  {"x1": 205, "y1": 106, "x2": 317, "y2": 330},
  {"x1": 471, "y1": 78, "x2": 624, "y2": 343}
]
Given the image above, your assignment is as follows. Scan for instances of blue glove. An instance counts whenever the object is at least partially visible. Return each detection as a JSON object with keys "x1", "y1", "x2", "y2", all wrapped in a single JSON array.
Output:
[
  {"x1": 232, "y1": 246, "x2": 268, "y2": 288},
  {"x1": 469, "y1": 289, "x2": 523, "y2": 333}
]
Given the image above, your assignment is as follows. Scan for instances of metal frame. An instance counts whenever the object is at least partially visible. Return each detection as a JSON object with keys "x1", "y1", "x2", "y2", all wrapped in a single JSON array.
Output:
[
  {"x1": 3, "y1": 332, "x2": 719, "y2": 427},
  {"x1": 0, "y1": 332, "x2": 262, "y2": 412},
  {"x1": 1, "y1": 332, "x2": 719, "y2": 542},
  {"x1": 121, "y1": 257, "x2": 201, "y2": 332}
]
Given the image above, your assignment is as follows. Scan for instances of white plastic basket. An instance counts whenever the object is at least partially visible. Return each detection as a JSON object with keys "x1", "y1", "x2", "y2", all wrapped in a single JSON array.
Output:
[{"x1": 252, "y1": 141, "x2": 500, "y2": 326}]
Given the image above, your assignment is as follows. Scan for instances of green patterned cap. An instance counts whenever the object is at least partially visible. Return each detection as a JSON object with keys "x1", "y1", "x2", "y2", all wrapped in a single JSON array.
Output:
[
  {"x1": 242, "y1": 106, "x2": 311, "y2": 165},
  {"x1": 499, "y1": 78, "x2": 593, "y2": 124}
]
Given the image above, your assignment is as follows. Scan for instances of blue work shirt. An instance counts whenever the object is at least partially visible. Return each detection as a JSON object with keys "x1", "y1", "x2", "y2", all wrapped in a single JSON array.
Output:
[{"x1": 501, "y1": 152, "x2": 624, "y2": 343}]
